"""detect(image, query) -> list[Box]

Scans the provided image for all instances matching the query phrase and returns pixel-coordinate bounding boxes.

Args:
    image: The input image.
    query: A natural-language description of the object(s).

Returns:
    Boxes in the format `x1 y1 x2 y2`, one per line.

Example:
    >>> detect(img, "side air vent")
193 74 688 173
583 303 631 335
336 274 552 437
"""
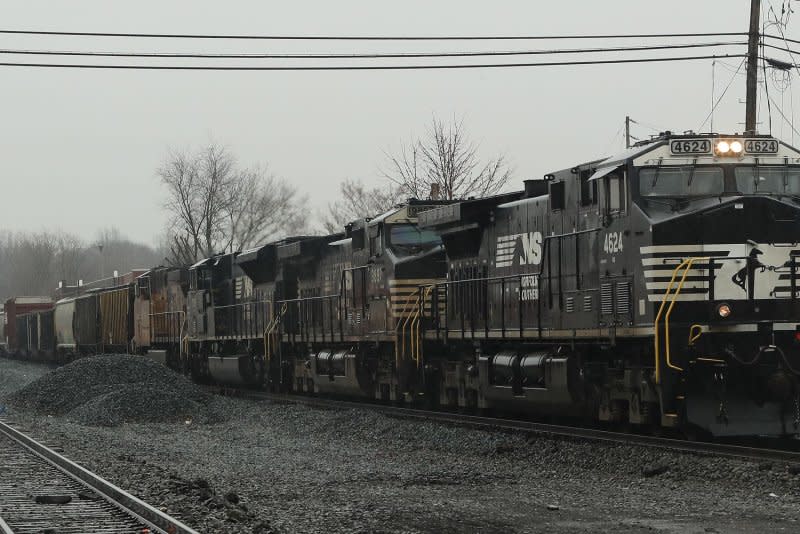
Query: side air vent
600 283 614 315
583 295 593 313
565 297 575 313
616 282 631 315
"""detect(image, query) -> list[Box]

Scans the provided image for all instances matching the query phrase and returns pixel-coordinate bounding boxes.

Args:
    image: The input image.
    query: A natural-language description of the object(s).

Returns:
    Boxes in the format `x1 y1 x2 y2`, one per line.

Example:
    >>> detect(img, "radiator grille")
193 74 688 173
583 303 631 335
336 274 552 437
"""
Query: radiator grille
616 282 631 315
600 283 614 315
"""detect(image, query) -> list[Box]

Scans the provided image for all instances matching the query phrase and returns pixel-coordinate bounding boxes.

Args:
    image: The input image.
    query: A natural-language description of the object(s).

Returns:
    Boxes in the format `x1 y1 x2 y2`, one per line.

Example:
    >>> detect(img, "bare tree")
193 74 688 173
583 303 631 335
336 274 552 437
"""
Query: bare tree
159 149 205 264
226 165 307 251
159 143 305 263
53 233 85 285
322 179 403 234
383 115 512 200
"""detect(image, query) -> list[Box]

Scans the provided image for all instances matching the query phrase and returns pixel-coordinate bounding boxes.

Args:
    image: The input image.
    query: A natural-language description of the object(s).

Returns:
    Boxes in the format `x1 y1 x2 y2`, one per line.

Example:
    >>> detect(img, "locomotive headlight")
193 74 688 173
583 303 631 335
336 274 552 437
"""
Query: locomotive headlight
717 303 732 318
716 140 731 154
730 140 743 154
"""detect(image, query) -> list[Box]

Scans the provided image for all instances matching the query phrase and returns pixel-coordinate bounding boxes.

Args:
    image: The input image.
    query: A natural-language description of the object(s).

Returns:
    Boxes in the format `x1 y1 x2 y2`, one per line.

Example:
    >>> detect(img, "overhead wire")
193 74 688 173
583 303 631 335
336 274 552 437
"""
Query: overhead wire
698 56 747 132
762 12 773 134
604 122 625 154
0 53 746 71
711 59 716 132
765 0 796 140
765 33 800 46
0 41 746 60
0 29 749 41
768 93 800 138
629 118 666 133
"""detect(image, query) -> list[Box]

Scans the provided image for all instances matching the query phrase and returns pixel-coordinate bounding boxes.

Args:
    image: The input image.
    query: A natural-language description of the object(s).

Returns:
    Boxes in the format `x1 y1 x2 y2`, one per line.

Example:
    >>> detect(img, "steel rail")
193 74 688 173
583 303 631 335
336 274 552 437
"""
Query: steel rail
0 417 200 534
224 390 800 465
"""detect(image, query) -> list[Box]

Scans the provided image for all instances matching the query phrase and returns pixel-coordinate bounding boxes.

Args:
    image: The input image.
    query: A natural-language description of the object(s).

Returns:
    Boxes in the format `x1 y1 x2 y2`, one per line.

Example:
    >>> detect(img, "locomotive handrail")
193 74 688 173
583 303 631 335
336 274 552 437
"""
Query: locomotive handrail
410 286 434 368
263 302 286 378
653 256 710 385
148 310 186 345
421 226 601 338
395 286 422 366
211 299 273 339
277 294 342 344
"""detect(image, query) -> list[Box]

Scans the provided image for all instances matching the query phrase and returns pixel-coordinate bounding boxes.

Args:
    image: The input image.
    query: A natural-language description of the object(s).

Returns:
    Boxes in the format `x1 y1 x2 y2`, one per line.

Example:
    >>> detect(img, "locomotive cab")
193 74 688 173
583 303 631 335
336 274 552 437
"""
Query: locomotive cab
613 133 800 436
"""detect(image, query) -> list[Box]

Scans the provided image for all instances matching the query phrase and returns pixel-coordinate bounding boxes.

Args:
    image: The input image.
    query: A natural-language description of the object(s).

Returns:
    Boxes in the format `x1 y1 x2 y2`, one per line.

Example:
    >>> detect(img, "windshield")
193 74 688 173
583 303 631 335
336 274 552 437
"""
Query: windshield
735 166 800 195
389 225 441 249
639 166 724 197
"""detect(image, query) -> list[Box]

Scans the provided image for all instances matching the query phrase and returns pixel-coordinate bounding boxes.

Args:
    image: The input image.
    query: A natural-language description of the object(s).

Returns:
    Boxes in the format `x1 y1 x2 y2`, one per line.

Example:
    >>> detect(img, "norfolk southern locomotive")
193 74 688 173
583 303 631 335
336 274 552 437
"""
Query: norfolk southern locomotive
3 131 800 438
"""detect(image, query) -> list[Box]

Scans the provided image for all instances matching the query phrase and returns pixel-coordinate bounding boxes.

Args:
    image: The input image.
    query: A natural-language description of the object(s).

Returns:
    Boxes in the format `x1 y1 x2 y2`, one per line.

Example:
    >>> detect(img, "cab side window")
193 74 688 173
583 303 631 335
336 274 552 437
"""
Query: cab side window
604 171 626 215
549 181 565 211
580 170 597 206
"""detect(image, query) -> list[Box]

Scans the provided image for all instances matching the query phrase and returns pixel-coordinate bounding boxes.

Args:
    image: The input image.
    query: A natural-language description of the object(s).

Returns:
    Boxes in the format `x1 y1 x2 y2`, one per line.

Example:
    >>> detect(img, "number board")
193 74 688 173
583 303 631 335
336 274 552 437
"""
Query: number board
669 139 712 155
743 138 779 154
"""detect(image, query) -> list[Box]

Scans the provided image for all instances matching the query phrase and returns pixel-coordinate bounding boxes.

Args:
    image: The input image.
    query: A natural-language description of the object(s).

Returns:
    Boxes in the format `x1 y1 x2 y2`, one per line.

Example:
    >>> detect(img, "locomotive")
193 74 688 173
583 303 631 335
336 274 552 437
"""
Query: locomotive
3 131 800 438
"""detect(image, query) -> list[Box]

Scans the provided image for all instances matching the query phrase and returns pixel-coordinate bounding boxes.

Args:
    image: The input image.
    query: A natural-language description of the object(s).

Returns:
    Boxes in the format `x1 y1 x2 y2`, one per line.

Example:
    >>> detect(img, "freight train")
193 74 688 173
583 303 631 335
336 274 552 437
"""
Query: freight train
3 131 800 439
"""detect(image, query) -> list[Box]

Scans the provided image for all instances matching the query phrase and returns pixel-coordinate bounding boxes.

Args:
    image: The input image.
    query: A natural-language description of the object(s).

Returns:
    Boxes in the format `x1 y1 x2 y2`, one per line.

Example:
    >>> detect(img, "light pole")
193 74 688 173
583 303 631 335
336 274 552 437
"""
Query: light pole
97 243 105 280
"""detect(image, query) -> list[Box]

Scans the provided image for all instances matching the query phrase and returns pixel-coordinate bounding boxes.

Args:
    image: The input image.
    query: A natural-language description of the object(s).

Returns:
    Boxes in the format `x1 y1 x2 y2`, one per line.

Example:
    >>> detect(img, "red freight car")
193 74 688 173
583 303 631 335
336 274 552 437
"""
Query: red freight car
2 297 54 355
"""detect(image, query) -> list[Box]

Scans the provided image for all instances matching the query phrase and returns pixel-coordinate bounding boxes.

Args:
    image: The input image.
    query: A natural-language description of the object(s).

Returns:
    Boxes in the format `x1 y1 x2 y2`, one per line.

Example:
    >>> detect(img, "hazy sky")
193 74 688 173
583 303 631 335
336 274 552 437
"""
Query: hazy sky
0 1 789 243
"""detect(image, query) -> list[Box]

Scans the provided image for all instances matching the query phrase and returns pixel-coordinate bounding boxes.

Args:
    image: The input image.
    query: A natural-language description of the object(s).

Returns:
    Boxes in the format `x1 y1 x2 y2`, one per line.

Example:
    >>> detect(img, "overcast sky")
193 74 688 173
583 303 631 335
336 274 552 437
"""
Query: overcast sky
0 1 789 243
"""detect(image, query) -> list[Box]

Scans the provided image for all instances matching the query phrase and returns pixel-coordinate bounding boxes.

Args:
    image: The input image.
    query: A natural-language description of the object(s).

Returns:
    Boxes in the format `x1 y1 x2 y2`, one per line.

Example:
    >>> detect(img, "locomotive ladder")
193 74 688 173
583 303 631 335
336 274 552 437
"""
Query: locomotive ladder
263 302 287 372
394 286 431 368
653 256 710 385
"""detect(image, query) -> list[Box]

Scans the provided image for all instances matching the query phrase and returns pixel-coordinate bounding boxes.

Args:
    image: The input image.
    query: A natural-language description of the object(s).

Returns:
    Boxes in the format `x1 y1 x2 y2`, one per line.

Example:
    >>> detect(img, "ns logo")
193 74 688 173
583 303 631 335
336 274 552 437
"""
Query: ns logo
495 231 543 268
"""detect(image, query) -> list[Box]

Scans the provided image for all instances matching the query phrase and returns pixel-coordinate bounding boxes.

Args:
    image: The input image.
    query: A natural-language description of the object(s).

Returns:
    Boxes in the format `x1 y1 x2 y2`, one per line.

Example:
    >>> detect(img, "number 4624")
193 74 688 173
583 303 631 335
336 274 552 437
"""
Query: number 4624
603 232 623 254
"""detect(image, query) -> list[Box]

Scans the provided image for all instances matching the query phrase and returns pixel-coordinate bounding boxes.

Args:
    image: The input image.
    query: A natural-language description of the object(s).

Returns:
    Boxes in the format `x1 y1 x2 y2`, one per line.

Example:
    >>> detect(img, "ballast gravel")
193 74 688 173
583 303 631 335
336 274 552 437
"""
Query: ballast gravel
1 356 800 533
9 354 223 425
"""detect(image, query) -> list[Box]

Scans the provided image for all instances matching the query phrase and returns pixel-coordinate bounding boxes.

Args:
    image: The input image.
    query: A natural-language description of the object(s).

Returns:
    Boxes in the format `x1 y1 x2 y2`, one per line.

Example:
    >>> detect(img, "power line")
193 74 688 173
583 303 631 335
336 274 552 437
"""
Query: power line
0 29 748 41
768 93 800 138
762 41 800 58
0 53 744 71
698 56 747 131
0 41 746 60
765 32 800 46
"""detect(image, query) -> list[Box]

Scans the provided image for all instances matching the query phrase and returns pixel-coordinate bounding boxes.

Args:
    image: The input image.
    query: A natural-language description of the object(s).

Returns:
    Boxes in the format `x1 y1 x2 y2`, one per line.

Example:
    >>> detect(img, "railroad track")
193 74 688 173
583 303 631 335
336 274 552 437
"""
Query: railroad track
0 418 199 534
213 387 800 465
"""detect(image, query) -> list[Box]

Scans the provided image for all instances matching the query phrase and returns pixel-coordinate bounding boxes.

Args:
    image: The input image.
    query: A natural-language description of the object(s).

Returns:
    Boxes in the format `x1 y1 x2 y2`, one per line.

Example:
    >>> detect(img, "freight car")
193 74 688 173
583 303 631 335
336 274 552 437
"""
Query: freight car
54 282 137 359
1 297 54 358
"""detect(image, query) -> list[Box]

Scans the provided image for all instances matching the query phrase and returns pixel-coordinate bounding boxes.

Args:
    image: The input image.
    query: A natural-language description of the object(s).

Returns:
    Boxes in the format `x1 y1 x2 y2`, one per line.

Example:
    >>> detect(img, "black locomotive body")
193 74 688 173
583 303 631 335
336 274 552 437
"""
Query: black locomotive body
183 201 451 402
419 133 800 437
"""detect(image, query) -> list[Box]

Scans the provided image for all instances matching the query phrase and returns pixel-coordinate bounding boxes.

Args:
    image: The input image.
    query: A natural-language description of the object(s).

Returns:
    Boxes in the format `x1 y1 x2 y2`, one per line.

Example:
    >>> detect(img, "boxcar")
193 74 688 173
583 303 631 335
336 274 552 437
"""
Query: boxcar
3 297 53 354
98 287 132 352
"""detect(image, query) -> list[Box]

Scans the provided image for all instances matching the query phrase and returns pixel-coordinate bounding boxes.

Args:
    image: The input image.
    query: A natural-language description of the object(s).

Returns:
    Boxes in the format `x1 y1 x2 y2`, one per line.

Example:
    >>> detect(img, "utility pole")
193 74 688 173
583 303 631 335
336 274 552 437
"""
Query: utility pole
625 116 631 148
745 0 761 134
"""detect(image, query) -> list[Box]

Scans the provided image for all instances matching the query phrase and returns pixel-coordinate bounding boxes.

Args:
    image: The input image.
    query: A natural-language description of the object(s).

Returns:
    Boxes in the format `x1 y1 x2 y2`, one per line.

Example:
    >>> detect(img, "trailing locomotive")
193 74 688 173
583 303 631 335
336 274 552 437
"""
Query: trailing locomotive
182 200 451 402
4 131 800 439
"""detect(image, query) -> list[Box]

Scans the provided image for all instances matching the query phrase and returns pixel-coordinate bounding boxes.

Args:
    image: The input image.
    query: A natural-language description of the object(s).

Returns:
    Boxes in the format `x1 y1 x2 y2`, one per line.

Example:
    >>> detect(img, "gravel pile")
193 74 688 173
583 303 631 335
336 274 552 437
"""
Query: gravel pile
9 354 222 426
0 359 53 403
